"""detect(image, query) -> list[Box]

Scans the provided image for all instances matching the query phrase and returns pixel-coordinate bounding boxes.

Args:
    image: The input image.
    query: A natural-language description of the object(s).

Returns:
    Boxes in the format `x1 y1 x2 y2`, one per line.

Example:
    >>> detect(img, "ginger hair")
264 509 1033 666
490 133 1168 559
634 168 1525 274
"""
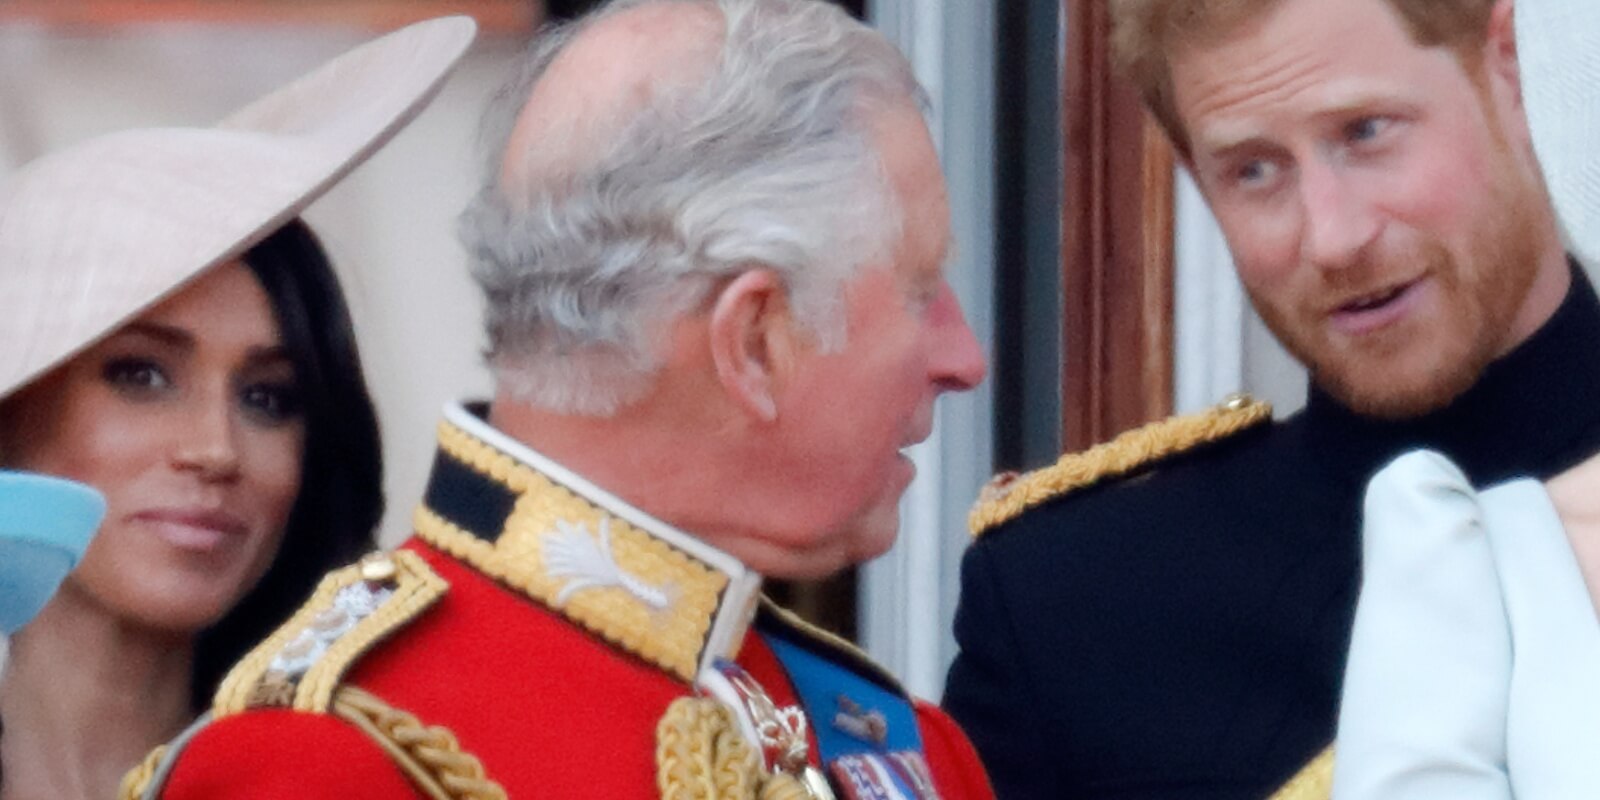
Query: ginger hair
1110 0 1499 155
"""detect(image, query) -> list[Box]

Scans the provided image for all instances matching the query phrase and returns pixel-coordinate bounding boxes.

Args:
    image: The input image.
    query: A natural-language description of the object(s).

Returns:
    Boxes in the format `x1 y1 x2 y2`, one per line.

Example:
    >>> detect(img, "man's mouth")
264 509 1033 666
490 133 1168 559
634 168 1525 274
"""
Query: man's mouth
1329 277 1425 336
1341 285 1407 313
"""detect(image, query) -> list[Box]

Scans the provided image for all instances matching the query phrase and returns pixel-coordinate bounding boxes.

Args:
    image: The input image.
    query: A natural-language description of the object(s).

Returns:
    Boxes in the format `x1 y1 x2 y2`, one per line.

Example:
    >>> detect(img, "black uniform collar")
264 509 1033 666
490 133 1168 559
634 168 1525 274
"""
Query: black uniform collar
1301 260 1600 487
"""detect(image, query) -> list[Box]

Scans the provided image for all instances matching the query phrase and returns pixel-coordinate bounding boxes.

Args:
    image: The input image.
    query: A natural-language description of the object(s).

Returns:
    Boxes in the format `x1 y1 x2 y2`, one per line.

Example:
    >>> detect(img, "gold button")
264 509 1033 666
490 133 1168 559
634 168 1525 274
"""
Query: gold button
979 471 1021 503
1222 392 1254 411
360 554 397 583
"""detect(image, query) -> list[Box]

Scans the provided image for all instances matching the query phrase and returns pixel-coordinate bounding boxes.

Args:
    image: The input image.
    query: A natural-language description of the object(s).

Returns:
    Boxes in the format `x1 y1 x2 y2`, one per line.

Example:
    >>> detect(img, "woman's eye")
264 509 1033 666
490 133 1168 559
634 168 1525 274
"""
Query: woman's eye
102 358 171 395
241 383 303 424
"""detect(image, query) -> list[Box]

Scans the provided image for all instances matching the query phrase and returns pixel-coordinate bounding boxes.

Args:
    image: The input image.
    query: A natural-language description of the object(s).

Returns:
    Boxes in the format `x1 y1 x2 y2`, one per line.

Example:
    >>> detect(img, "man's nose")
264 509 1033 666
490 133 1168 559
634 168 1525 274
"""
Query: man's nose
929 284 988 391
1299 162 1381 272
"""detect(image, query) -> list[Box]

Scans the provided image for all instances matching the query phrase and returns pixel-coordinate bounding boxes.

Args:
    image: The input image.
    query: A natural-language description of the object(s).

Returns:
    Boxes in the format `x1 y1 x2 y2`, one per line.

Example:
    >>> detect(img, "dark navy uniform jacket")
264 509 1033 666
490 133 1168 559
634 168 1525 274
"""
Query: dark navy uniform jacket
944 264 1600 799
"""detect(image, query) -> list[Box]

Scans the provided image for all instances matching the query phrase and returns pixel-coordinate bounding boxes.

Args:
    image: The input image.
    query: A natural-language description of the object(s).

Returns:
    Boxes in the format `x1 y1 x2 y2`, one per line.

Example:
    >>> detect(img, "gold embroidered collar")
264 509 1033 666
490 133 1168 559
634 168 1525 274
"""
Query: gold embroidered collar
414 403 764 683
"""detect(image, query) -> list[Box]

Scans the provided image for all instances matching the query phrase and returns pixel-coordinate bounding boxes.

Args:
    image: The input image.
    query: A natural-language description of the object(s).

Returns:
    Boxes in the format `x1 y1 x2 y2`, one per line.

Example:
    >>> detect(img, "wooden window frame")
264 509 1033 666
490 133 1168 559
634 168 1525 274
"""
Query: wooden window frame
1060 0 1176 451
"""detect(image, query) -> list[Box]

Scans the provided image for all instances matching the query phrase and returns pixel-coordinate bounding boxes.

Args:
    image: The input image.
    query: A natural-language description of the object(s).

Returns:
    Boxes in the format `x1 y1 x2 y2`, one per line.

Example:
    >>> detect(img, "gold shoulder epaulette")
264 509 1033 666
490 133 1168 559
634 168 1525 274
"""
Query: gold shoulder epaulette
212 549 449 717
758 597 907 697
968 393 1272 538
1268 745 1333 800
122 550 500 800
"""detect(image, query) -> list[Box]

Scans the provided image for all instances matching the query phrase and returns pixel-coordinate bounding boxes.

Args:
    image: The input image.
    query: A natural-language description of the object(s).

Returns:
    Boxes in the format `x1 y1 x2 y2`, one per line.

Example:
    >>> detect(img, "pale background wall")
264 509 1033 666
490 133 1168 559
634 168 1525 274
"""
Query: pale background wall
863 0 996 699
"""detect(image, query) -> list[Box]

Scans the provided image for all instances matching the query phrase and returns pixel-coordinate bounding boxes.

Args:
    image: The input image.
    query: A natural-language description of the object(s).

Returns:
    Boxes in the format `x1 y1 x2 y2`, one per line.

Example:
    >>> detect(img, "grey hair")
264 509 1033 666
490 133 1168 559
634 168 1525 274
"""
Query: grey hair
459 0 927 415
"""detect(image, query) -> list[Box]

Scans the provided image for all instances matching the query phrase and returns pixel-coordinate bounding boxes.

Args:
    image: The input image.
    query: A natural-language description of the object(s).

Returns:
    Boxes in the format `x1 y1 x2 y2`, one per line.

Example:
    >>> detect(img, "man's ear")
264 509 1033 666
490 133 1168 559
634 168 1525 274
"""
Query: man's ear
707 269 798 423
1483 0 1525 115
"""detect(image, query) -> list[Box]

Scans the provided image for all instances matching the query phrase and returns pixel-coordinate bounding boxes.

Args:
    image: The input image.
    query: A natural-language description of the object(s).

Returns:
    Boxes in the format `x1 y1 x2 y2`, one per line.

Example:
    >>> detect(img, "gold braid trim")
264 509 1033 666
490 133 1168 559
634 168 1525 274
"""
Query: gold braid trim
299 555 448 713
656 697 811 800
418 418 732 684
331 686 508 800
213 550 448 717
117 744 167 800
1267 746 1333 800
968 393 1272 537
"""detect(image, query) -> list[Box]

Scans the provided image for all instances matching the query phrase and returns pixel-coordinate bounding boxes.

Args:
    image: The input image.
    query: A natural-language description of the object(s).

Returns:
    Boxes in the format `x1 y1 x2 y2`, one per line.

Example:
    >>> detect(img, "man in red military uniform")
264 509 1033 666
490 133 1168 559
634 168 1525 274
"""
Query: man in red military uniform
125 0 993 797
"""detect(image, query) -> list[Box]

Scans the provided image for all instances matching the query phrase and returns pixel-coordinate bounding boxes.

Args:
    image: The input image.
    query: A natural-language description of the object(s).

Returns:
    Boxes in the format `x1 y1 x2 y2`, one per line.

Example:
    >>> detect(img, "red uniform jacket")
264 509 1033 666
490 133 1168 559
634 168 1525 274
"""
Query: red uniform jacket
135 406 992 800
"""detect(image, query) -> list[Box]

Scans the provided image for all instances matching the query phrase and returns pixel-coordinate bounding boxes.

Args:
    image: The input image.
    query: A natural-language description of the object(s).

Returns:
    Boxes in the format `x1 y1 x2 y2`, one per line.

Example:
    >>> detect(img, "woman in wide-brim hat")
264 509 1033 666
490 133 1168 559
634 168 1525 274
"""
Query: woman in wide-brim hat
0 18 474 800
1333 0 1600 797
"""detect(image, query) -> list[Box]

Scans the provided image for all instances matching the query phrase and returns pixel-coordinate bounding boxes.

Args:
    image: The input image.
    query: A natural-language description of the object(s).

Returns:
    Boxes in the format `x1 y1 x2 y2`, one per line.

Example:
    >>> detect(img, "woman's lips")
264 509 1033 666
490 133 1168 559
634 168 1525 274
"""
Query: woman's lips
131 508 248 552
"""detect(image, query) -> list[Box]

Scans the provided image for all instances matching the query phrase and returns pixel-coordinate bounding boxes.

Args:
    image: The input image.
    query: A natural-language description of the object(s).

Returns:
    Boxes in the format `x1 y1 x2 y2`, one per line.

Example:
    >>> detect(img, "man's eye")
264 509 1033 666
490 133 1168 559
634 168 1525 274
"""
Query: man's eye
102 358 171 394
1346 117 1390 144
1235 159 1278 187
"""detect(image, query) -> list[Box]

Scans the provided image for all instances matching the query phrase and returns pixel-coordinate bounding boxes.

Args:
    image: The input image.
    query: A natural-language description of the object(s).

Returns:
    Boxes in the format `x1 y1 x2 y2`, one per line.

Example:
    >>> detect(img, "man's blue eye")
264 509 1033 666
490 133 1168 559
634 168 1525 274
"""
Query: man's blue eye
1235 160 1277 187
1348 117 1387 143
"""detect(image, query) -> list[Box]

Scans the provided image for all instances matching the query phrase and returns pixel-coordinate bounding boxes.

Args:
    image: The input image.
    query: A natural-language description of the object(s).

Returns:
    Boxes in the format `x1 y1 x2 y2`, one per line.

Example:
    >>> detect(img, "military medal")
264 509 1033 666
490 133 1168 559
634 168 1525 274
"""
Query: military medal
834 695 889 745
702 659 838 800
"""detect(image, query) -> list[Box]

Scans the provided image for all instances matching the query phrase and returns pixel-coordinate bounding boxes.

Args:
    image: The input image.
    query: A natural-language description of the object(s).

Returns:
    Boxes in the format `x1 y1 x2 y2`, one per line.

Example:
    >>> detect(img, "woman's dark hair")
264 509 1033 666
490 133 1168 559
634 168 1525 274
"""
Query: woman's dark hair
189 219 384 710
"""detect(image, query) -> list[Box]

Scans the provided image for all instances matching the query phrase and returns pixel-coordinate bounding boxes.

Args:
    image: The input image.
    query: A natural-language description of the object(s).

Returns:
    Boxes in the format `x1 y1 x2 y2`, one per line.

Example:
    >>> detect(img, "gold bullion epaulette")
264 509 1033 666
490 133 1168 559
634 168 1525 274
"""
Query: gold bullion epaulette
968 393 1273 537
213 549 448 716
120 550 511 800
1268 745 1333 800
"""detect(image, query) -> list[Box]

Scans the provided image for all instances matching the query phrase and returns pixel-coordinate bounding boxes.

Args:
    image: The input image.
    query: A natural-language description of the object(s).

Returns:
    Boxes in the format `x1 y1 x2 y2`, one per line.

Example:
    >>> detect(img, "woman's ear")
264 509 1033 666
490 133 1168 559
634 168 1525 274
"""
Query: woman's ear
707 269 797 423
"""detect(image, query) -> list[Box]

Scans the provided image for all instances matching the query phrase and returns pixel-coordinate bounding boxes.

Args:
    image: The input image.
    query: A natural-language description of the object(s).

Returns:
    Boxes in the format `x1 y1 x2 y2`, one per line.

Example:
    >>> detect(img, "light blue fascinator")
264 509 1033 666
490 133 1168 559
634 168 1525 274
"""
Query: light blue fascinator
0 471 104 634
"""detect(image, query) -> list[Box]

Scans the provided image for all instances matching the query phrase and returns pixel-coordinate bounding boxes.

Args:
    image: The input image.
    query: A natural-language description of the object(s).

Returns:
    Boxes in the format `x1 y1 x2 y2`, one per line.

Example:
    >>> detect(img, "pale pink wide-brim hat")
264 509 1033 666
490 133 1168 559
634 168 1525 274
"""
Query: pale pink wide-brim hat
0 16 477 400
1519 0 1600 267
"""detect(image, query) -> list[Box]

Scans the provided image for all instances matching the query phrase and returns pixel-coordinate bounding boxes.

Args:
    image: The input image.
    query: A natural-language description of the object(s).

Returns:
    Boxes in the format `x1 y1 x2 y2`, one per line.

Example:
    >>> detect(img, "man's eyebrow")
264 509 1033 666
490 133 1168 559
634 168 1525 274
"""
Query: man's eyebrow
1307 92 1413 126
1186 136 1266 173
1197 89 1410 155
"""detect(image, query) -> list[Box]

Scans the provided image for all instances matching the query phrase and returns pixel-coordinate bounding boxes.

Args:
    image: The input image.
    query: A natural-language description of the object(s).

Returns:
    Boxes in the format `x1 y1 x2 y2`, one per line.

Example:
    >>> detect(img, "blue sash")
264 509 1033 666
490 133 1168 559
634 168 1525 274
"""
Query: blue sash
763 632 940 799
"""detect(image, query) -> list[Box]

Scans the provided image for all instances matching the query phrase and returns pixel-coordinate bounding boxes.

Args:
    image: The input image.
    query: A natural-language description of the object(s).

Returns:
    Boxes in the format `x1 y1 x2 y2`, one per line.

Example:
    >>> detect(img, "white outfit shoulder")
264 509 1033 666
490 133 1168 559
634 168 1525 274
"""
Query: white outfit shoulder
1333 450 1600 799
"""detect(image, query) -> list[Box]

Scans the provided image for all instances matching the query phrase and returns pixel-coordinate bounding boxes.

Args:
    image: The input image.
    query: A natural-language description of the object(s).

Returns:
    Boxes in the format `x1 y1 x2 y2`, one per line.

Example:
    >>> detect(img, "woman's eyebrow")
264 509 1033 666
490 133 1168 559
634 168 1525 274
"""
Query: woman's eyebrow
117 322 194 350
244 345 294 368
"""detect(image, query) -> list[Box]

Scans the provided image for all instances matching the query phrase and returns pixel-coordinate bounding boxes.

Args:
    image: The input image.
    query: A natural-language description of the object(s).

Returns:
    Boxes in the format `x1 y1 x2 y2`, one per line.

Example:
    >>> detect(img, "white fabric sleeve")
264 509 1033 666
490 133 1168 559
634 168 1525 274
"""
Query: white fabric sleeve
1481 478 1600 798
1331 450 1511 800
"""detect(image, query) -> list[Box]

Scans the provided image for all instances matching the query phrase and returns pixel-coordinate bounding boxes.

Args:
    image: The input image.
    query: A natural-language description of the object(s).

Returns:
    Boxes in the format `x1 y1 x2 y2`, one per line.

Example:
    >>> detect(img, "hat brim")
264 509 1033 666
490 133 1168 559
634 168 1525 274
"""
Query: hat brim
0 16 476 399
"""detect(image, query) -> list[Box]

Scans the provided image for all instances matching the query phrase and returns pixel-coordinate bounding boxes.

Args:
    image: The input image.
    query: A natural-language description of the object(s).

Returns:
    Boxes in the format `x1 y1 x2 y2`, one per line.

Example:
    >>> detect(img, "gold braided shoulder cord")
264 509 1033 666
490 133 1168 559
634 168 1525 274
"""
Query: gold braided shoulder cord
332 686 508 800
1267 746 1333 800
115 689 505 800
117 744 168 800
968 394 1272 536
299 558 448 712
213 550 447 717
656 697 811 800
